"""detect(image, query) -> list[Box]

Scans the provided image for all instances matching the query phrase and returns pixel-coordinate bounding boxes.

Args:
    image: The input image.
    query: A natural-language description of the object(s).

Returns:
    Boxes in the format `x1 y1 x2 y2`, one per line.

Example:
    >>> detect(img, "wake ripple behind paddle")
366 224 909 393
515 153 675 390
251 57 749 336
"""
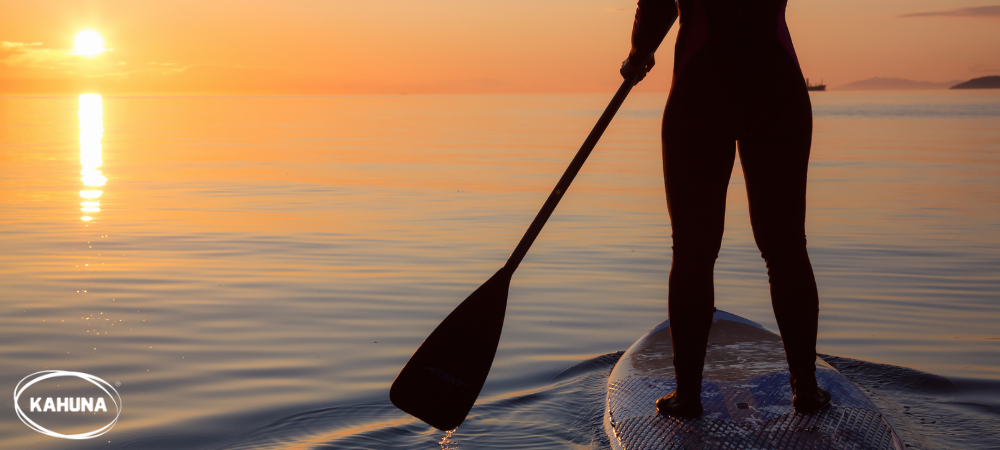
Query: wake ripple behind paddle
214 352 618 450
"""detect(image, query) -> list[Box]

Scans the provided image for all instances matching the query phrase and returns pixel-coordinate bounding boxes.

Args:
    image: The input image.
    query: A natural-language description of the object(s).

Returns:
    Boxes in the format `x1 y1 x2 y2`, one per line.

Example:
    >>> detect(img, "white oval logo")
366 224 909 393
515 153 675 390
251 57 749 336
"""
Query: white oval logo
14 370 122 439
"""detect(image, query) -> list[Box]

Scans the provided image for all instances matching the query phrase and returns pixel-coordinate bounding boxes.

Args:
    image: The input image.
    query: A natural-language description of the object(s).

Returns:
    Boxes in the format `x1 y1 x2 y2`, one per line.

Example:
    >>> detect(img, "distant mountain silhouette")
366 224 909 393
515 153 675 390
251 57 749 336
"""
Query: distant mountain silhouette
950 76 1000 89
836 77 963 90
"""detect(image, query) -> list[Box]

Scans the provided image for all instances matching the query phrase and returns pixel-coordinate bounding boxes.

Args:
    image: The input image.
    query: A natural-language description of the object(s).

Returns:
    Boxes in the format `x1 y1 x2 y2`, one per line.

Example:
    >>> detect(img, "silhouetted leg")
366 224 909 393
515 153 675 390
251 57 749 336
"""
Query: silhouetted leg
738 87 829 412
738 102 818 375
659 79 737 414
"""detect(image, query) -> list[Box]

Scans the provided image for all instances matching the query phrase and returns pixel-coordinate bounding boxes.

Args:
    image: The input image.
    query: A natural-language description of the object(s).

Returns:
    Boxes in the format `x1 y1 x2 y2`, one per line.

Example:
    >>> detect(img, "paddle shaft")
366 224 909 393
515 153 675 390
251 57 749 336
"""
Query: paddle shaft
505 77 636 270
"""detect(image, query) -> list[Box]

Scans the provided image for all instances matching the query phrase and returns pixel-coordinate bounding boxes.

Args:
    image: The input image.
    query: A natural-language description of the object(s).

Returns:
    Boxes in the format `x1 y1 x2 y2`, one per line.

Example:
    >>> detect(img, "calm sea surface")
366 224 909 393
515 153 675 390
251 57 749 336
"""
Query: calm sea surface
2 91 998 449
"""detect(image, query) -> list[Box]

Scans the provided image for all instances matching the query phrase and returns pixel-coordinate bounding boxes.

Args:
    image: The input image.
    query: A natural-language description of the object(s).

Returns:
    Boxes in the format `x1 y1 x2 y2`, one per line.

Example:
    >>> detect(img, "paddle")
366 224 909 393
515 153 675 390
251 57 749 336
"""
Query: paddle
390 73 643 431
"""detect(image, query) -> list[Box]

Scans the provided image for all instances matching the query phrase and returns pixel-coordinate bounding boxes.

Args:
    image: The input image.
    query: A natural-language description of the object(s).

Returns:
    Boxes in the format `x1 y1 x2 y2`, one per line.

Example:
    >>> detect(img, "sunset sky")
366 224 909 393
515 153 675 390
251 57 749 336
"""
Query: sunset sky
1 0 998 95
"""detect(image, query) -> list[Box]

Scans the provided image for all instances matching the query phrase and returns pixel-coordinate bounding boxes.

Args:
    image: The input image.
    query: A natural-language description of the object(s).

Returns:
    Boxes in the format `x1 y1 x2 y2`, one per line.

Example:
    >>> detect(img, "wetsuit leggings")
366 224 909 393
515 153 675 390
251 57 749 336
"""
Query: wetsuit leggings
662 0 819 391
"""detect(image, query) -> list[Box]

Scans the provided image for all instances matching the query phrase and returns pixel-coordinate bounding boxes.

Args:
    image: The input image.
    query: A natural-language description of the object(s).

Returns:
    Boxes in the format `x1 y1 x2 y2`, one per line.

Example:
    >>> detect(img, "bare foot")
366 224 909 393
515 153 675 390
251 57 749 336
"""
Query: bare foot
655 391 703 418
791 372 832 413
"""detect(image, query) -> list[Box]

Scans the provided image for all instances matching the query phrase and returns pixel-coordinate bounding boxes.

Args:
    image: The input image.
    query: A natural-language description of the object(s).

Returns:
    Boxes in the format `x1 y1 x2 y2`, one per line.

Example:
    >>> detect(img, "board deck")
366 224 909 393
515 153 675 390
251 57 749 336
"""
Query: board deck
604 310 904 450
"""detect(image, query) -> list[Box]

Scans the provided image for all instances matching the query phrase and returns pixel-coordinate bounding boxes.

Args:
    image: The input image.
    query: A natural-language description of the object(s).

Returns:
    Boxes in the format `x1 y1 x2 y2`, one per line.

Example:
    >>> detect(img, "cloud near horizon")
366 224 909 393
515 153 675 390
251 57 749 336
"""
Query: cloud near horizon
1 41 65 69
900 5 1000 18
0 40 202 93
969 63 1000 73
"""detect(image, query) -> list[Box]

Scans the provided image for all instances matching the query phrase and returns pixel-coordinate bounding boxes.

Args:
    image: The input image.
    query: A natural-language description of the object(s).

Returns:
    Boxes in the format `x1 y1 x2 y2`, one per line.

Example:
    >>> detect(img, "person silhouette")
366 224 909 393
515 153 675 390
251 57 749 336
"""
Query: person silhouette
620 0 831 417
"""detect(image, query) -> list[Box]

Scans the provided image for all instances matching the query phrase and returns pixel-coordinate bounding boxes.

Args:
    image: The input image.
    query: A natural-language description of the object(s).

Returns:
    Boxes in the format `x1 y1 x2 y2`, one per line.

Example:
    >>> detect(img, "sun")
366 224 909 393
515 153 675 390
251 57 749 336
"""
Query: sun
73 29 106 57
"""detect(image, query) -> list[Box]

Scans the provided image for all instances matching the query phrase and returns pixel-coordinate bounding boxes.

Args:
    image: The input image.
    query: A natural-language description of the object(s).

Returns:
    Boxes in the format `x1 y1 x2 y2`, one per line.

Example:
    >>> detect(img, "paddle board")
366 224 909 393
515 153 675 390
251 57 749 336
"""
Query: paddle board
605 310 903 449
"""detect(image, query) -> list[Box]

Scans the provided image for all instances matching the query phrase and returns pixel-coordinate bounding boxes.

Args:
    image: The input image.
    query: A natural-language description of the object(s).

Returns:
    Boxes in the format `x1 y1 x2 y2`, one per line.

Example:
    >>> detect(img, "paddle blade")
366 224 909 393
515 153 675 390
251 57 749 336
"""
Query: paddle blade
390 267 512 430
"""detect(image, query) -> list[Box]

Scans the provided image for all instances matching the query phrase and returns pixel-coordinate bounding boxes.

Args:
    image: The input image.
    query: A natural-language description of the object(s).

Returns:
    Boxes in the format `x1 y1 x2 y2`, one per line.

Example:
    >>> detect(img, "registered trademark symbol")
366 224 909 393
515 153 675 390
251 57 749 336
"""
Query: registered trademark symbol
115 381 120 387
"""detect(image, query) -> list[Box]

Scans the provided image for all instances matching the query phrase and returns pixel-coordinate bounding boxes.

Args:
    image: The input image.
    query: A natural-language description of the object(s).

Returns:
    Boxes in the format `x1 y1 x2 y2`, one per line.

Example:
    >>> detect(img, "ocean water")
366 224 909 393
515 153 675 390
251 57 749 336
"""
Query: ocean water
1 90 998 449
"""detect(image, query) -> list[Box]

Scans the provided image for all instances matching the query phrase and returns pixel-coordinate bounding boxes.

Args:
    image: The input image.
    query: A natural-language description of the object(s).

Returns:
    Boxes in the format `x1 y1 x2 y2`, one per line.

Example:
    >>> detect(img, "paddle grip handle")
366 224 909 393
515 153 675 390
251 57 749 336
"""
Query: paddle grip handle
504 76 637 271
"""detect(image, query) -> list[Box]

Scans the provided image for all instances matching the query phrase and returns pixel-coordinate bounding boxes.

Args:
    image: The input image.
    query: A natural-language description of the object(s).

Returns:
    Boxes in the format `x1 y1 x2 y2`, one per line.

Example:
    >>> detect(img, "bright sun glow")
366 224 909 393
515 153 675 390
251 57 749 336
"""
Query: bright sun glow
73 29 106 57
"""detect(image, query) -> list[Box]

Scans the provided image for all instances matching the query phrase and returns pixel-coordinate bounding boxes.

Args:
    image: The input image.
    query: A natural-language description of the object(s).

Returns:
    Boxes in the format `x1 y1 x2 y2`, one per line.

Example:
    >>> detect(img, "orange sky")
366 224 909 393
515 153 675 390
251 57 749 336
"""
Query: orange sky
1 0 998 95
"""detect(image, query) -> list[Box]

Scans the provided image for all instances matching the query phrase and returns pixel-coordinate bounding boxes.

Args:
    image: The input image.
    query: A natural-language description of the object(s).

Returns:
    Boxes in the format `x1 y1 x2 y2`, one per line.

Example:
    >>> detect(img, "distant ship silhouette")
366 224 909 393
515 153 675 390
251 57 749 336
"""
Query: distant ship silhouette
805 78 826 91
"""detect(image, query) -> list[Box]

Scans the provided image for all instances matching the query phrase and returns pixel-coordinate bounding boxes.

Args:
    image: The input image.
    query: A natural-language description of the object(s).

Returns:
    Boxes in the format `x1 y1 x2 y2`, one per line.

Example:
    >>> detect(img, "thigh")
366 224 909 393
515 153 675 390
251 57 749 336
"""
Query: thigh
662 90 737 259
737 91 813 255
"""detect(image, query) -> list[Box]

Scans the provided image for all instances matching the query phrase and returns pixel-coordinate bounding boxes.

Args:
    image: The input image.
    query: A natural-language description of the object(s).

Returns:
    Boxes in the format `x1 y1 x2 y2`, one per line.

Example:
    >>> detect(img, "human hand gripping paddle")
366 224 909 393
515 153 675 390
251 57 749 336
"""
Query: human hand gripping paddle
390 51 662 431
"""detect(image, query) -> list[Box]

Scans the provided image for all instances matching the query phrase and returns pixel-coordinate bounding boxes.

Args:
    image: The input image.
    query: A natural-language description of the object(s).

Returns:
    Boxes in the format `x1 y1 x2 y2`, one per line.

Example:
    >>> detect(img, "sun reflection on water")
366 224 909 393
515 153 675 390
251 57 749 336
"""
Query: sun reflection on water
79 94 105 221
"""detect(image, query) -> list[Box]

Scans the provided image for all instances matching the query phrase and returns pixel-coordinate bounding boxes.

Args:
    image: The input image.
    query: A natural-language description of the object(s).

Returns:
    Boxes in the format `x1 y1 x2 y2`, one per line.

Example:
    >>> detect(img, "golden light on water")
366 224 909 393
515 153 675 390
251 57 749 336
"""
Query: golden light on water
73 29 106 57
79 94 105 220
